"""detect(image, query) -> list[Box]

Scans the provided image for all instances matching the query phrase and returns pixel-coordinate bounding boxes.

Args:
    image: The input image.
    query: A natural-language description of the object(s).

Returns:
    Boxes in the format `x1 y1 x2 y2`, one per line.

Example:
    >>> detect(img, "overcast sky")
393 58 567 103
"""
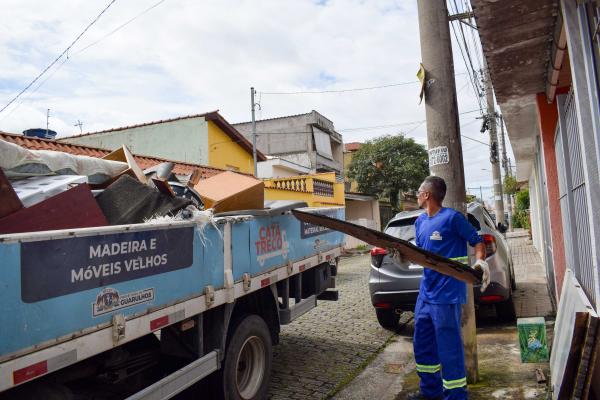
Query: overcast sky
0 0 514 200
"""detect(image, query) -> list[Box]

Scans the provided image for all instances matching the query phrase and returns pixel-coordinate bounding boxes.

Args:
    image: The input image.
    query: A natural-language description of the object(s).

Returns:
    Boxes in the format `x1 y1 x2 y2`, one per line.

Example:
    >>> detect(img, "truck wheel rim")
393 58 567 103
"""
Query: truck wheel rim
236 335 265 399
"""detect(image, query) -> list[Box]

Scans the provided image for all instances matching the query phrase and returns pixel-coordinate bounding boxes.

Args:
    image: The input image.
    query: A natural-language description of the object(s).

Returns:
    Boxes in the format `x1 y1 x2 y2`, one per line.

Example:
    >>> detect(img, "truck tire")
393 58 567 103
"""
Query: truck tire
375 308 400 330
222 314 272 400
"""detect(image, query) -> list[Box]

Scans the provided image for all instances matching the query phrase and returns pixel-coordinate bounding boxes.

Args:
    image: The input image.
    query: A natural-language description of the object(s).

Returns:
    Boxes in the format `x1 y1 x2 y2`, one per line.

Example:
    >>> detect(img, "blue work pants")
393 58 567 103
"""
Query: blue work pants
413 297 467 400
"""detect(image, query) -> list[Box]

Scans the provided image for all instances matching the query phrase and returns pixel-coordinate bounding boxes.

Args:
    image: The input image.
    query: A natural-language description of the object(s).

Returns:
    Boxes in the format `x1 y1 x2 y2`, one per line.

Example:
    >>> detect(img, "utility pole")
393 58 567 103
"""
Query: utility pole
46 109 51 137
250 87 258 177
417 0 478 383
499 115 513 231
483 61 505 226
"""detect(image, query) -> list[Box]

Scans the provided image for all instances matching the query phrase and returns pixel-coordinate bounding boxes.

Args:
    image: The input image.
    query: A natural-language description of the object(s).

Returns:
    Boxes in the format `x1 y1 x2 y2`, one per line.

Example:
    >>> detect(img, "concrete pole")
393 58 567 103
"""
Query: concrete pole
500 116 513 231
484 62 505 226
251 87 258 177
417 0 478 383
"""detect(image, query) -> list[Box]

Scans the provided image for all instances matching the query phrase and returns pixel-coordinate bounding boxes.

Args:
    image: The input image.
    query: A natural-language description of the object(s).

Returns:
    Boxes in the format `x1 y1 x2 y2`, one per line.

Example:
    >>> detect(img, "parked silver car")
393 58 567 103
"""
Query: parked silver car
368 202 516 329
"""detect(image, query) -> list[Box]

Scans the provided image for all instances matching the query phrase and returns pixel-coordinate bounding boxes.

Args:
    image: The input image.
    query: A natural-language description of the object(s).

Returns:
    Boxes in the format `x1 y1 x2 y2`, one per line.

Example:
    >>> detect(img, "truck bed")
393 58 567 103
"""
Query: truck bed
0 206 344 392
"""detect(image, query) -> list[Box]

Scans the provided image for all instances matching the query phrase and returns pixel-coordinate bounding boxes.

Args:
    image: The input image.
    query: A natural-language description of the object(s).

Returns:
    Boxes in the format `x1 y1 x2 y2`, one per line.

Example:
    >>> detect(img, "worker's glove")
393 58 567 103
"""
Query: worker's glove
390 249 411 269
472 259 490 292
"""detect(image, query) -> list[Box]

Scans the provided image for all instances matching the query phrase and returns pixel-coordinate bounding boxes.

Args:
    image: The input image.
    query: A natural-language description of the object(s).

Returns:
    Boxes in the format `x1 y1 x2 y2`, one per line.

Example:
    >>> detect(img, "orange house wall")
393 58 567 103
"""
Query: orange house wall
535 92 566 300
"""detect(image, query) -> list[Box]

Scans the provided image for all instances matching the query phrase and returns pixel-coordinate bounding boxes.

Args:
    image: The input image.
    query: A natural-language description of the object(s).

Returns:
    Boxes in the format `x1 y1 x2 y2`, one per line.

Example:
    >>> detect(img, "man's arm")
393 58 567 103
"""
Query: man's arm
474 242 486 261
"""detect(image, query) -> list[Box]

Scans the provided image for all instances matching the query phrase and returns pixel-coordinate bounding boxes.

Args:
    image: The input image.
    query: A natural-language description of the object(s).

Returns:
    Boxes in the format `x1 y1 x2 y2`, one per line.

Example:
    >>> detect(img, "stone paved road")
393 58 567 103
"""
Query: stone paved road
268 254 395 400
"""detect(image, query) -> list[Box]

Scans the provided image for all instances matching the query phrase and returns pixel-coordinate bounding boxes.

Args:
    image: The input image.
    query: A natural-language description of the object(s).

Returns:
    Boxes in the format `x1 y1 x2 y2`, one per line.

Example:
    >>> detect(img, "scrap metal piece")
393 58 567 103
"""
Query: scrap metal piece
292 209 482 284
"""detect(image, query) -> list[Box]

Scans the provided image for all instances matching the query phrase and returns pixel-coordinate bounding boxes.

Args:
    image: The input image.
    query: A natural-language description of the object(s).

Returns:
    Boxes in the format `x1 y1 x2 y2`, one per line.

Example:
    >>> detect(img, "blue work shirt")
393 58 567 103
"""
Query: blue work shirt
415 207 482 304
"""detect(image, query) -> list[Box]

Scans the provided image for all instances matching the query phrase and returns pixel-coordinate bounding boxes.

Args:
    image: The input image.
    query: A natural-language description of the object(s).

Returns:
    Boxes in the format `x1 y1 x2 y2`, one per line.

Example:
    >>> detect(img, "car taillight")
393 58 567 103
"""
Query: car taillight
479 295 504 303
482 234 496 257
370 247 388 256
371 247 387 268
374 302 392 309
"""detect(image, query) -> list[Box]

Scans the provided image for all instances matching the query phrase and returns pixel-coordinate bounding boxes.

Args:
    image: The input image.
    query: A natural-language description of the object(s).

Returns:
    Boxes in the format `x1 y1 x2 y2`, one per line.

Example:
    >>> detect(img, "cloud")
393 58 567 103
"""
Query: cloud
0 0 513 188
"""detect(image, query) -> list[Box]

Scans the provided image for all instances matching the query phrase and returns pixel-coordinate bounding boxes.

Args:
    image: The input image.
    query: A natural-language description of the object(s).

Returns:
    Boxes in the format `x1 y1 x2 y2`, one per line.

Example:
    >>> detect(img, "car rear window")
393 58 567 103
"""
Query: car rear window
467 213 481 231
385 217 417 241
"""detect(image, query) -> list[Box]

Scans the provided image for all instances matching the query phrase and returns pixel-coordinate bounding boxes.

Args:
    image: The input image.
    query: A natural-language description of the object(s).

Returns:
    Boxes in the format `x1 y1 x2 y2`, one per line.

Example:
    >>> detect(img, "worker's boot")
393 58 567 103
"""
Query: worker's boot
403 391 443 400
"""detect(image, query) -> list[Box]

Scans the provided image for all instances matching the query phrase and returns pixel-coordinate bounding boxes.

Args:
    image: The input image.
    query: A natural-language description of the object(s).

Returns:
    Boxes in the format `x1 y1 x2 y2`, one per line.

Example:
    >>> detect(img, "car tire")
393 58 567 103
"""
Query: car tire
219 314 273 400
375 308 400 330
510 264 517 291
495 297 517 322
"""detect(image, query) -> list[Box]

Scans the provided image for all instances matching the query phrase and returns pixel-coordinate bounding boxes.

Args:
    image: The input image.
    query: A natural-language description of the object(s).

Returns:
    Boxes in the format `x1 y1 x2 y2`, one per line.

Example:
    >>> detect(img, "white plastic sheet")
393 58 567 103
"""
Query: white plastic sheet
0 139 127 183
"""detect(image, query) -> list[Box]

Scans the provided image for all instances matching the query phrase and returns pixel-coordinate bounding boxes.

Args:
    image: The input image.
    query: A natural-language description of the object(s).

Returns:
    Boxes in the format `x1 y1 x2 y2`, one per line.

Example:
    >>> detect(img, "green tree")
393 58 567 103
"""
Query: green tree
466 194 477 203
504 175 518 195
513 189 530 229
347 134 429 210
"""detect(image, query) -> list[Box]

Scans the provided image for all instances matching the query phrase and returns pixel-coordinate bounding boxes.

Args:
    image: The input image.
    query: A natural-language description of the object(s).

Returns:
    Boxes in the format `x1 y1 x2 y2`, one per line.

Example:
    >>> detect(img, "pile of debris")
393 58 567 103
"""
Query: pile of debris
0 139 265 235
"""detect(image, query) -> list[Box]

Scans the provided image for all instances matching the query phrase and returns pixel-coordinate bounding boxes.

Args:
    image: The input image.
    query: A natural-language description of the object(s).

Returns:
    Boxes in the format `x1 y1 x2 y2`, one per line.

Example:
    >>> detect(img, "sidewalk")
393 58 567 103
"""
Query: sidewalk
333 229 554 400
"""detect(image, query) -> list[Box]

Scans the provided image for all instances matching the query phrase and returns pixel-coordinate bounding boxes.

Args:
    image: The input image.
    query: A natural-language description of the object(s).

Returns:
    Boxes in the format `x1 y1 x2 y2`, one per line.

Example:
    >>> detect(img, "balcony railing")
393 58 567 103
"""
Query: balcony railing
313 179 334 197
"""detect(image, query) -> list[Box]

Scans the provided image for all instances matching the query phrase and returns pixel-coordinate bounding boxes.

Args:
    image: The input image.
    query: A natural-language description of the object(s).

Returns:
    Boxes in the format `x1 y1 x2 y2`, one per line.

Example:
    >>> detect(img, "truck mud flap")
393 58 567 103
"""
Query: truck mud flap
279 295 316 325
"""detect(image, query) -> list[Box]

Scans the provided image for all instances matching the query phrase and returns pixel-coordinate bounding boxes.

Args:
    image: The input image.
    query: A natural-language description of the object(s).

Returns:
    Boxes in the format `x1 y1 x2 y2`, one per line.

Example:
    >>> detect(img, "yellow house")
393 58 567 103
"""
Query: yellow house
61 111 266 175
263 172 344 207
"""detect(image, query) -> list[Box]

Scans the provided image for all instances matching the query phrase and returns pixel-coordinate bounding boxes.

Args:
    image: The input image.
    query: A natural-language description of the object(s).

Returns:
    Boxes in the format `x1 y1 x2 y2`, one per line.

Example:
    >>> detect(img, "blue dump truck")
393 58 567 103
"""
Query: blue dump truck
0 203 344 400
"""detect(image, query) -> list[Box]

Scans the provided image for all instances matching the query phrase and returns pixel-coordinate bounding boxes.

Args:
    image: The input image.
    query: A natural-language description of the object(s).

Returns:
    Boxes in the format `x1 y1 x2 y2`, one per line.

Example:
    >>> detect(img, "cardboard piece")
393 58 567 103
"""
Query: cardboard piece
0 169 23 218
102 145 147 185
292 209 482 284
194 171 264 213
0 183 108 234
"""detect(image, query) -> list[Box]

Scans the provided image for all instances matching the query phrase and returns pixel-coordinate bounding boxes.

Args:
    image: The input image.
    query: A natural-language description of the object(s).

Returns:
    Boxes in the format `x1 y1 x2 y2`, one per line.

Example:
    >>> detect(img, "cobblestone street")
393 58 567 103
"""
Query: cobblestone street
268 254 394 400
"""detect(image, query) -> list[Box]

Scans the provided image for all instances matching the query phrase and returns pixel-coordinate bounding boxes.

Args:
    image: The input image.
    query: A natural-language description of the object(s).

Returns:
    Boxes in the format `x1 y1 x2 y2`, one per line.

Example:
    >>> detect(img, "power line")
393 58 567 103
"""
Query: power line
0 0 169 122
448 0 484 113
0 0 119 114
75 0 168 55
260 80 420 95
259 72 468 95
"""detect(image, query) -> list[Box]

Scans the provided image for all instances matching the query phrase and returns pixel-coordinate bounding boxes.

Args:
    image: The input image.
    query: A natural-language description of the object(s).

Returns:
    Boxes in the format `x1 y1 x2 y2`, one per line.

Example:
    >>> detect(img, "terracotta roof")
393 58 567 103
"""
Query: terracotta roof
0 131 226 179
61 111 266 161
344 142 362 152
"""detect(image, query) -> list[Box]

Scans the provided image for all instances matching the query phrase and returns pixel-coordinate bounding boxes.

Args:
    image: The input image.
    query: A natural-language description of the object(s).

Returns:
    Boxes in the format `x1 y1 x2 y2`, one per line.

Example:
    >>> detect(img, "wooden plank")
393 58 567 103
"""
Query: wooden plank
577 316 599 399
0 169 23 218
557 312 590 399
292 209 482 284
0 183 108 234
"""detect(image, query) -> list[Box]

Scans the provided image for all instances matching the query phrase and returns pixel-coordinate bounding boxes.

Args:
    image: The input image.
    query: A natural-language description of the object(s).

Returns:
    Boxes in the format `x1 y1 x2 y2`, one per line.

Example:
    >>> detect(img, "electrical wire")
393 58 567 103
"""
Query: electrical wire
0 0 119 114
74 0 168 55
448 0 484 113
259 72 469 95
260 80 420 95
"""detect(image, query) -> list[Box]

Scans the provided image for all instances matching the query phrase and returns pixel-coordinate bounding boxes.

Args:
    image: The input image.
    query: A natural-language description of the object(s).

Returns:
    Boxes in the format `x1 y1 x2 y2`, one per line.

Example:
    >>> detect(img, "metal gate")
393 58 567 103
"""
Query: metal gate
535 136 555 301
556 90 596 305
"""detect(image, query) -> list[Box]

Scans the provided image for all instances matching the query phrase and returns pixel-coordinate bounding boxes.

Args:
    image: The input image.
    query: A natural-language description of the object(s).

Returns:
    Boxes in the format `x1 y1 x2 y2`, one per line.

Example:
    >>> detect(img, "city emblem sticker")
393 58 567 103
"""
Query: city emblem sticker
93 287 154 317
429 231 443 241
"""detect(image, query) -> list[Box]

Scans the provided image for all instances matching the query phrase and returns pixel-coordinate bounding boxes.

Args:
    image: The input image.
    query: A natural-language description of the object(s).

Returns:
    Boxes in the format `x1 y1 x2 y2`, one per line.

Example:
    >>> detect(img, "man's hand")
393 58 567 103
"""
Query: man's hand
472 259 490 292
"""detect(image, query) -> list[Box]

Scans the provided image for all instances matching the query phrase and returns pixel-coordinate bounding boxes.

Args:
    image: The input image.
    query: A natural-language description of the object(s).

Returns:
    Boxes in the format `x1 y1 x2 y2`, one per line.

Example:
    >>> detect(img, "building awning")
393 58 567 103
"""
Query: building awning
345 192 377 201
472 0 559 180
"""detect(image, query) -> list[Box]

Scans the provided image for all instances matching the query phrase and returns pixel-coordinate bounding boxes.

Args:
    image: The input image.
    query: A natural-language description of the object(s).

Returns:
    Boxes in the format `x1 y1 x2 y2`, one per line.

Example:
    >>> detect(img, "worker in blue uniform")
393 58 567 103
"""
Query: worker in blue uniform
405 176 490 400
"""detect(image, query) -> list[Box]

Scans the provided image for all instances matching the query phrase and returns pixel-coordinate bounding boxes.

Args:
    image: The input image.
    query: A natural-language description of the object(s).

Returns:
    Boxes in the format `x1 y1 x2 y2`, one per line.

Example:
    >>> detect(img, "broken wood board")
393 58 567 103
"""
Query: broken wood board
0 183 108 234
551 269 599 400
101 145 147 185
292 209 482 284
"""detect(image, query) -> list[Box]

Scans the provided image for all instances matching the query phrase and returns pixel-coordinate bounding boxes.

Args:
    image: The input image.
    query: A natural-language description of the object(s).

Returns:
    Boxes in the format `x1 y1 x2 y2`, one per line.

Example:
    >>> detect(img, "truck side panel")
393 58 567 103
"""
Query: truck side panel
0 224 225 358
